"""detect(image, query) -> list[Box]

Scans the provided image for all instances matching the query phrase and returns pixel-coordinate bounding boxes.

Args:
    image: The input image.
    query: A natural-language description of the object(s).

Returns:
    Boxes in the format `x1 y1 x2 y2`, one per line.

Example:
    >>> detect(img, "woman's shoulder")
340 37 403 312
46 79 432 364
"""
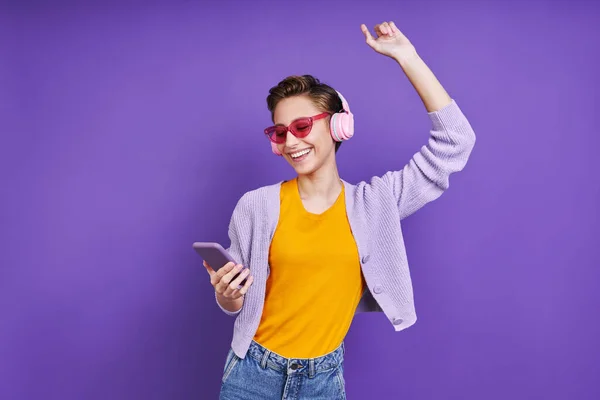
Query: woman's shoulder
341 176 391 197
231 180 284 214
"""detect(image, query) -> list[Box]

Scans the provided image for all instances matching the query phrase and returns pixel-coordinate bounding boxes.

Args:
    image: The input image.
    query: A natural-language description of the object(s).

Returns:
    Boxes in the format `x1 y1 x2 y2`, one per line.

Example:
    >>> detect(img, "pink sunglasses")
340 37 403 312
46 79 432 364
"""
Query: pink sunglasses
264 112 330 144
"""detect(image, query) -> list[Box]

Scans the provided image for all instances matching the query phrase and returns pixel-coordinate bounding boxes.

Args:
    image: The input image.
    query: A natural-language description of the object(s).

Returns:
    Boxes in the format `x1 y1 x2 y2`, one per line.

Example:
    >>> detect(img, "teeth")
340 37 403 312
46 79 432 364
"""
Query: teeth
291 149 311 158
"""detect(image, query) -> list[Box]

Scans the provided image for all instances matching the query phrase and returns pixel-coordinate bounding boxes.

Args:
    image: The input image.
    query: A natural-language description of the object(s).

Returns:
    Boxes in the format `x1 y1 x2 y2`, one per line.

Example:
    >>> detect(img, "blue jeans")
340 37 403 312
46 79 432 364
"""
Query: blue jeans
219 340 346 400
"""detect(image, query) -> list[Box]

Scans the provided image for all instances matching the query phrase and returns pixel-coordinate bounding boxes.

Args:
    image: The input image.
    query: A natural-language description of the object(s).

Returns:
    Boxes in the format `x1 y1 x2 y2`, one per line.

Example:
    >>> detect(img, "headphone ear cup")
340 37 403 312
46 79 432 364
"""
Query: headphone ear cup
271 141 283 156
339 112 354 140
330 113 343 142
330 90 354 141
330 111 354 141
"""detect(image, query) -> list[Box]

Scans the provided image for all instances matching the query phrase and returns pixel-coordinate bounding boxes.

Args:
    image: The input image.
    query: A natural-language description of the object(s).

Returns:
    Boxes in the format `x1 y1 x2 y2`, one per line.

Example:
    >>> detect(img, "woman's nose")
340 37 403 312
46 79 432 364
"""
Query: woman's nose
284 130 301 147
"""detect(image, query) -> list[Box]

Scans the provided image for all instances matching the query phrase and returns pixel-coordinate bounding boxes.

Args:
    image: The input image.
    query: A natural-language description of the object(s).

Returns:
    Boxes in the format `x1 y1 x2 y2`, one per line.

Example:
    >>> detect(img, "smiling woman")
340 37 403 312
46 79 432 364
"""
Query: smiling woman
201 20 477 400
263 77 348 179
266 75 346 152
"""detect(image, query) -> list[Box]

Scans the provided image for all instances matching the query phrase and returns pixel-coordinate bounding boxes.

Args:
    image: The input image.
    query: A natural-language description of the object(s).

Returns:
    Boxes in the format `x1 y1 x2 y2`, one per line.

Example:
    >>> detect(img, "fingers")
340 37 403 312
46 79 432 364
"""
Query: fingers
219 267 244 296
381 22 395 37
230 267 251 288
388 21 409 41
237 275 254 296
220 265 249 297
212 262 255 298
221 263 244 287
206 259 254 300
381 22 390 35
361 23 375 44
365 21 398 39
203 260 215 276
373 23 383 38
210 262 236 287
224 274 254 299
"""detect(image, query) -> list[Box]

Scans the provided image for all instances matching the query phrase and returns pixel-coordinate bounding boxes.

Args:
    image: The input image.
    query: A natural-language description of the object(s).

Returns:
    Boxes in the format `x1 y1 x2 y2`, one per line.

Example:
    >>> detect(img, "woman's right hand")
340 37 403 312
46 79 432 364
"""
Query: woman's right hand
203 260 254 300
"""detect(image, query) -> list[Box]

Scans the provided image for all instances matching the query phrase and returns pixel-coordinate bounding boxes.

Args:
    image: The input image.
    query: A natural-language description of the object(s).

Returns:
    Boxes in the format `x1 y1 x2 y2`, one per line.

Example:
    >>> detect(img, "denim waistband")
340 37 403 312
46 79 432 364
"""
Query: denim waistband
247 340 345 376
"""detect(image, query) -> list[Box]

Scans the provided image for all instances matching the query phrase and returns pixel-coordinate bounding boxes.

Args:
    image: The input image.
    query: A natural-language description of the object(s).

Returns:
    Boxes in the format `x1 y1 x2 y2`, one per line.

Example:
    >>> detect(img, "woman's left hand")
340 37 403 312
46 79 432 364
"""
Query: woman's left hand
361 21 417 64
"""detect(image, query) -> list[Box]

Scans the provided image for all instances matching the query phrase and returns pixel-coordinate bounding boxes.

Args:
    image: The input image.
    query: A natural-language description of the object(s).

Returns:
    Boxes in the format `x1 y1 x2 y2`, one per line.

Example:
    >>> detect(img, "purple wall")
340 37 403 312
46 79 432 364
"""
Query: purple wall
2 0 599 399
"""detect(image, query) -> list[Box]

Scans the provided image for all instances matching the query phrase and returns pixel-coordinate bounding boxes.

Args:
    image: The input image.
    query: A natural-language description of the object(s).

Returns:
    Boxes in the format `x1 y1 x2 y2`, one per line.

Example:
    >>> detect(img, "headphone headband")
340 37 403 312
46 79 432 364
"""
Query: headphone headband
335 90 350 113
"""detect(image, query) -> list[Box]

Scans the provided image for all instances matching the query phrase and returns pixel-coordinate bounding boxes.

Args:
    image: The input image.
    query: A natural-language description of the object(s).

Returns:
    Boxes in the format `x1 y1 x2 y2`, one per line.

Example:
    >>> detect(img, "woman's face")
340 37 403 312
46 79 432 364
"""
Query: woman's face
272 95 336 176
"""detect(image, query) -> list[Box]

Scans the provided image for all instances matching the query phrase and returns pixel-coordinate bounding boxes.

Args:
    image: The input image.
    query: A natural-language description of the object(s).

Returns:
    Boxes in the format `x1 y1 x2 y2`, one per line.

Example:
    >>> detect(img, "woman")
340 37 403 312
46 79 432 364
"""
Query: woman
204 21 476 399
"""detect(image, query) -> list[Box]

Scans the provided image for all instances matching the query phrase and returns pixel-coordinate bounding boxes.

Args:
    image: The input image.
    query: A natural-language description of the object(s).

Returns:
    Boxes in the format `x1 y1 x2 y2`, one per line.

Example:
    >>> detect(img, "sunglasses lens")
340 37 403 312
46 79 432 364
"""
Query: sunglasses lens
291 119 312 137
265 126 286 143
273 126 287 143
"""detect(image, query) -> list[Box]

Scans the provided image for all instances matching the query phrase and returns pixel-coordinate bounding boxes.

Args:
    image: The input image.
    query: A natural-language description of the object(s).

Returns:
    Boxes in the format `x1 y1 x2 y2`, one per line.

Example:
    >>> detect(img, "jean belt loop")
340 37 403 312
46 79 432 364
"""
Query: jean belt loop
309 359 315 378
260 349 270 369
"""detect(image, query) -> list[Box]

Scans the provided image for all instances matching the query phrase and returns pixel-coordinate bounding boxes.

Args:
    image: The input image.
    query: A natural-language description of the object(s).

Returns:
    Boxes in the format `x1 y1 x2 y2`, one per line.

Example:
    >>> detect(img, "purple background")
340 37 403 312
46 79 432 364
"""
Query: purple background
2 0 599 399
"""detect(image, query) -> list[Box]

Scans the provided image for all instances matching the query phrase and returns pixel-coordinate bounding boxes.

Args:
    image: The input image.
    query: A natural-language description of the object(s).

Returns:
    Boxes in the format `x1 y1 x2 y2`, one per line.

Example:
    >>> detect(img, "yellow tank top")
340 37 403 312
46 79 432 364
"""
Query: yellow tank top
253 178 365 358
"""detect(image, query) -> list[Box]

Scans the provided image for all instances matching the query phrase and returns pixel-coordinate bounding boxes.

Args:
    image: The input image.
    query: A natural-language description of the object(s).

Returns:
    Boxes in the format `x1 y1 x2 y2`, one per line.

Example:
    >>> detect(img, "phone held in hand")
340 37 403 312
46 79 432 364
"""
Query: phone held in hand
192 242 248 287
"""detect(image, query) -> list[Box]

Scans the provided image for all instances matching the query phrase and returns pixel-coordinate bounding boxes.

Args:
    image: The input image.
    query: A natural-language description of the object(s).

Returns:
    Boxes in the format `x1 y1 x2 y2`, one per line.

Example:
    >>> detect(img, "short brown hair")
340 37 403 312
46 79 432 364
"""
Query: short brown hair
266 75 344 153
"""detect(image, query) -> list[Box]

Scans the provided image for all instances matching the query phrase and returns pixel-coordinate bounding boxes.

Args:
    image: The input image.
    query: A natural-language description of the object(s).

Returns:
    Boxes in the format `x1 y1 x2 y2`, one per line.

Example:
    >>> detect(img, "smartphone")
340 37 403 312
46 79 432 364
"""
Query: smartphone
192 242 248 287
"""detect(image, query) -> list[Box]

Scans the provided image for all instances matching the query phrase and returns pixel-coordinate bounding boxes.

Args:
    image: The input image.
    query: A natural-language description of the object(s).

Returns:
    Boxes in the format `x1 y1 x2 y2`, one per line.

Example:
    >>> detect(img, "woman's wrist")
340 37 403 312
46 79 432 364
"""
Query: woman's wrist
393 48 420 68
217 291 244 312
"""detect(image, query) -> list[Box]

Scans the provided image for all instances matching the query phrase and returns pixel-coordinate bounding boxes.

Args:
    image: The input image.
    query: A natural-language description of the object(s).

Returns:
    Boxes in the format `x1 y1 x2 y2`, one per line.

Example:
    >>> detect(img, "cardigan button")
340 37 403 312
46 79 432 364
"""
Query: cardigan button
361 255 370 264
393 318 404 325
373 285 383 294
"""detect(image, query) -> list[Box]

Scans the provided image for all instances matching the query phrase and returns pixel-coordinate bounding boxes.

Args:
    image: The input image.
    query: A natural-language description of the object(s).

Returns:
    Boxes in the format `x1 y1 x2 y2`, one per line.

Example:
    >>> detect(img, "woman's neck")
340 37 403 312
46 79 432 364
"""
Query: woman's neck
296 163 342 202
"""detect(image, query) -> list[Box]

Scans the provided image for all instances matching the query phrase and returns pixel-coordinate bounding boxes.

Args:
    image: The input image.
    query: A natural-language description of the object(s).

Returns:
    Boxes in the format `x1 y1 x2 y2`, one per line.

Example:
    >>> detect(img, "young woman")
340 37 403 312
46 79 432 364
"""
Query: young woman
204 20 476 399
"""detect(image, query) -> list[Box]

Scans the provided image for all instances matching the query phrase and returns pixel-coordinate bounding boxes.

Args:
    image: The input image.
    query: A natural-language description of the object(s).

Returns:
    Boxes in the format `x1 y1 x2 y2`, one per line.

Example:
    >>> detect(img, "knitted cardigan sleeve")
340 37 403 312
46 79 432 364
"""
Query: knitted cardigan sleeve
381 100 476 220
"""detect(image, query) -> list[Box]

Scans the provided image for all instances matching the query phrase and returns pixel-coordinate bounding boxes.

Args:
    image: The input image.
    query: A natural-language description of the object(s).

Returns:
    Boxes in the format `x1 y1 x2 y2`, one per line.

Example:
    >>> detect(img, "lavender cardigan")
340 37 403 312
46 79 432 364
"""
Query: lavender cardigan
218 99 476 358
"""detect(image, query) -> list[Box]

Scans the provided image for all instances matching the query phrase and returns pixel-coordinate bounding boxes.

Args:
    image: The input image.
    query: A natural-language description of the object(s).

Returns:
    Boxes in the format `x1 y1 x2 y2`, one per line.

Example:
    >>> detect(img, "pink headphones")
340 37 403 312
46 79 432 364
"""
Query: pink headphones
271 90 354 155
